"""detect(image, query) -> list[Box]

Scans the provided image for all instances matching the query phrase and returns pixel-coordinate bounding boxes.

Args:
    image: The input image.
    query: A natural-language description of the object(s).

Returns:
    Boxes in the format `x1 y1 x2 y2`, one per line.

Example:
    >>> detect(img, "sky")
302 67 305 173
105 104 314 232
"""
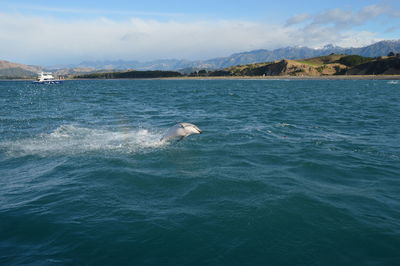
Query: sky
1 0 399 66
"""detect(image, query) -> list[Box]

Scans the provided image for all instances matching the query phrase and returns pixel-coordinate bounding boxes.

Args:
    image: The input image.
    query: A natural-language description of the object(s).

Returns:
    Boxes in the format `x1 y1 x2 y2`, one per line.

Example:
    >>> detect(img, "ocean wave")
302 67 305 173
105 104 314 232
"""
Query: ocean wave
0 124 167 157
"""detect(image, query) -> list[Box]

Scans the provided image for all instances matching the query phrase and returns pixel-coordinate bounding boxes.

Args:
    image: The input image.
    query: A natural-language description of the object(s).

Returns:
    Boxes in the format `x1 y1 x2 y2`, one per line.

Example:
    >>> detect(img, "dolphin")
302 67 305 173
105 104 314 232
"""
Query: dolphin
160 122 202 142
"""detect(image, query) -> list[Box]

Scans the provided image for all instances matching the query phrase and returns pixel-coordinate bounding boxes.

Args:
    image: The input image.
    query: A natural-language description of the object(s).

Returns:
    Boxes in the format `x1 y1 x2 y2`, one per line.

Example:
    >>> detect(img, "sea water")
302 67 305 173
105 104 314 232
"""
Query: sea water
0 79 399 265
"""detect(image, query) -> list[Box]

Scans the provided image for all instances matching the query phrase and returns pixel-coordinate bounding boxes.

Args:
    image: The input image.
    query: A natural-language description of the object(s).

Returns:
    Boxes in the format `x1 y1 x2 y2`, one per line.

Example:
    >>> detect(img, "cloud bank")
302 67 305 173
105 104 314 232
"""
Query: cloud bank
0 4 394 65
282 4 390 29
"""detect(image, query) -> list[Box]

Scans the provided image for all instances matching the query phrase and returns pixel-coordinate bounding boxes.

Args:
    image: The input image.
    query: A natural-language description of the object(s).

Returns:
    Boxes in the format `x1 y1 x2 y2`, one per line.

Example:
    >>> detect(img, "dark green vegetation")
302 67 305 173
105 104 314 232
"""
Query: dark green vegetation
338 55 373 67
75 70 182 79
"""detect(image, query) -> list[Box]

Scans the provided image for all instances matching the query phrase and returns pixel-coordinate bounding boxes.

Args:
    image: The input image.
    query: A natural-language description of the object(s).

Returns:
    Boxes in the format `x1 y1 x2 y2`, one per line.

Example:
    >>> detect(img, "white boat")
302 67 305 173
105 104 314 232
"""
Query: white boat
33 72 62 84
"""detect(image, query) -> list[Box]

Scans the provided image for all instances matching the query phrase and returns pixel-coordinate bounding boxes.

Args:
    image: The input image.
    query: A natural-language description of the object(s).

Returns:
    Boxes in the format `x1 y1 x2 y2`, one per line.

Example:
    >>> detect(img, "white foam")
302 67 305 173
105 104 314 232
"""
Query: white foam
1 125 167 157
387 81 399 84
275 123 293 128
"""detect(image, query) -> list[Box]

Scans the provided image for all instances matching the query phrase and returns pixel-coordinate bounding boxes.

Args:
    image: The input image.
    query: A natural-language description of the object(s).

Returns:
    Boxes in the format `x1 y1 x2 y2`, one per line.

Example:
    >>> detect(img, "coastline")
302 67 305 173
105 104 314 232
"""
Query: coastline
158 75 400 80
57 74 400 81
2 75 400 82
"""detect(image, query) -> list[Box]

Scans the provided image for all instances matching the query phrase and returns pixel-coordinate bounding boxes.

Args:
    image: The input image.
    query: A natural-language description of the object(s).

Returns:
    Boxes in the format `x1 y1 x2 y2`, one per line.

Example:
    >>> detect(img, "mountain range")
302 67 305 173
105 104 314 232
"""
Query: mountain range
62 40 400 72
1 40 400 78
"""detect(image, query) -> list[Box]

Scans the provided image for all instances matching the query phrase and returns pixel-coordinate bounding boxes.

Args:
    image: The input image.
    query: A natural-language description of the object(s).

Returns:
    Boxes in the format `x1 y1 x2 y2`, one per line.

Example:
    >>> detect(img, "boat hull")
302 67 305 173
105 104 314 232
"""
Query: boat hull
32 80 63 84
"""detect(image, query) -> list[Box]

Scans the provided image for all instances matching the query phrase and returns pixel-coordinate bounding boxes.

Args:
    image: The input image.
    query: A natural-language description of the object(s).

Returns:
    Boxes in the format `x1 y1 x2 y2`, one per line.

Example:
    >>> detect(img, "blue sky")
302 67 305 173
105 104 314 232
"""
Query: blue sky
1 0 399 65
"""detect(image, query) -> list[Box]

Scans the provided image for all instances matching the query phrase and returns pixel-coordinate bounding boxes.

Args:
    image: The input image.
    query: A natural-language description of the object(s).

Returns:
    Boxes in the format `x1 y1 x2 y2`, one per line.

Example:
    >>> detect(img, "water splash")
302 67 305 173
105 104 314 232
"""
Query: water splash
1 125 167 157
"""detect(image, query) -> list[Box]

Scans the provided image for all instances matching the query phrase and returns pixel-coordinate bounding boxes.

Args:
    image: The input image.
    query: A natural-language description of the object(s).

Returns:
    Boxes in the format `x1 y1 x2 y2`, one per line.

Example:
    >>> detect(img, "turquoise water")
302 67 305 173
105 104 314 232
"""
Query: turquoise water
1 79 399 265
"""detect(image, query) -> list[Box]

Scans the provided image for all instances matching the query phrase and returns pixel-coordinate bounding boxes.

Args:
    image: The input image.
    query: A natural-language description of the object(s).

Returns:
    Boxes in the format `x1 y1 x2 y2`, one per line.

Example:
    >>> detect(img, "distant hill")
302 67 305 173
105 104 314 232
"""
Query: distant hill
0 60 41 78
341 40 400 58
0 68 37 79
65 40 400 71
200 54 400 77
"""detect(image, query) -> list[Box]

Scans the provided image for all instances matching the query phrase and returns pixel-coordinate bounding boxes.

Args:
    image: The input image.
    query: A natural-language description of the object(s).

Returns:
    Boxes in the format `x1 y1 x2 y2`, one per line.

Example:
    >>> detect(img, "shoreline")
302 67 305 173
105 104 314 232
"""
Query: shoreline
2 75 400 82
157 75 400 80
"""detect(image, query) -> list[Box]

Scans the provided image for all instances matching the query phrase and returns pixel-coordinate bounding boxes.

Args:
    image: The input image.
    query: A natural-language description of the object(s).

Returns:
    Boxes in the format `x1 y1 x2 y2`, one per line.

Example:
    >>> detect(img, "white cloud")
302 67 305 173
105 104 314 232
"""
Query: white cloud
311 5 390 28
313 8 354 26
329 31 382 48
0 13 290 65
283 4 392 32
289 23 381 48
285 13 311 27
0 12 387 65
